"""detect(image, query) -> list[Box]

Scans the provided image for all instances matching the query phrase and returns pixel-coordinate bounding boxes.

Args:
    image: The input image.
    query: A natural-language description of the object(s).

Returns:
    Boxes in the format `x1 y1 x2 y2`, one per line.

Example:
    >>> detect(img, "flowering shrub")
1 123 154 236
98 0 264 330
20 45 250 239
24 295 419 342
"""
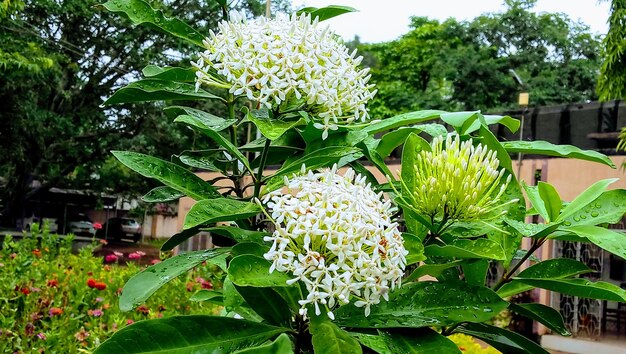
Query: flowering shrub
0 230 222 353
96 1 626 353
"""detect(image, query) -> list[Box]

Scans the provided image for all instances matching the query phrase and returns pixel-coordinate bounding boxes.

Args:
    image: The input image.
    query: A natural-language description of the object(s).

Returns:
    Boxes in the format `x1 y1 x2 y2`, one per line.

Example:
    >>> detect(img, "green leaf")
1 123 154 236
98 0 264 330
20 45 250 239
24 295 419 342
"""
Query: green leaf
440 111 481 135
349 331 390 353
235 285 293 327
509 303 570 336
358 138 395 178
119 248 229 311
142 65 195 82
560 225 626 259
497 258 592 298
161 226 201 251
376 124 446 158
93 316 289 354
424 238 506 260
334 281 508 328
537 182 562 222
364 110 445 134
112 151 220 200
98 0 205 47
233 333 294 354
503 218 561 238
466 114 520 134
403 233 426 265
142 186 185 202
379 328 461 354
310 314 363 354
478 124 513 172
557 178 619 222
205 226 269 245
404 261 464 283
400 133 431 195
231 242 269 258
516 278 626 302
522 182 549 222
104 79 219 105
189 290 223 303
184 199 261 229
502 140 615 168
247 109 305 140
458 323 549 354
560 189 626 226
462 259 489 286
166 106 236 132
296 5 357 21
228 254 293 287
178 150 231 173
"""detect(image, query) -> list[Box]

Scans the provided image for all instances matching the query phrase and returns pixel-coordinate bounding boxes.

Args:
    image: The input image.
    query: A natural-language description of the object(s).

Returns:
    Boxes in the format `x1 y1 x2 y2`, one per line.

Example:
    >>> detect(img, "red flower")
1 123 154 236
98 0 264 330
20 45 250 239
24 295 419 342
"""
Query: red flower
136 305 150 315
87 278 97 288
32 249 41 257
127 252 141 260
104 254 118 263
20 287 30 295
47 279 58 287
126 319 134 325
48 307 63 317
94 282 107 291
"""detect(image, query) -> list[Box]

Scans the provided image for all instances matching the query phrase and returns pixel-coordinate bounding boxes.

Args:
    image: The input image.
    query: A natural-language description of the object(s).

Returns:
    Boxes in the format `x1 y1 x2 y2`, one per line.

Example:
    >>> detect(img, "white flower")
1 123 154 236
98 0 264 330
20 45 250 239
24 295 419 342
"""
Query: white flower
402 134 516 221
193 12 376 139
260 165 407 319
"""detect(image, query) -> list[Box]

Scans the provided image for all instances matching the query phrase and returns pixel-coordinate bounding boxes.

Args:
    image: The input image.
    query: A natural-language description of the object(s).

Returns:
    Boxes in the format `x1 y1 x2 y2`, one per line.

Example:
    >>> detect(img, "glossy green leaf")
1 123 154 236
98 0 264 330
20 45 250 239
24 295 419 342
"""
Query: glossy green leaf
142 186 185 202
502 140 615 168
204 226 269 245
190 290 223 304
537 182 562 222
228 255 292 287
497 258 592 298
334 281 508 328
401 133 431 195
247 109 305 140
380 328 461 354
504 218 561 238
165 106 235 131
357 138 395 178
440 111 481 135
98 0 205 47
231 242 269 258
509 303 570 336
161 226 201 251
561 189 626 226
235 285 292 327
104 79 218 105
222 279 263 321
172 113 235 133
466 114 520 134
178 149 231 172
424 238 506 260
349 331 389 353
297 5 357 21
478 124 514 172
93 316 289 354
119 248 229 311
310 314 363 354
522 182 549 222
404 261 464 283
376 124 447 158
233 333 294 354
516 278 626 302
142 65 195 82
458 323 549 354
112 151 220 200
403 233 426 265
561 225 626 259
364 110 445 134
184 199 261 229
462 259 489 286
557 178 619 222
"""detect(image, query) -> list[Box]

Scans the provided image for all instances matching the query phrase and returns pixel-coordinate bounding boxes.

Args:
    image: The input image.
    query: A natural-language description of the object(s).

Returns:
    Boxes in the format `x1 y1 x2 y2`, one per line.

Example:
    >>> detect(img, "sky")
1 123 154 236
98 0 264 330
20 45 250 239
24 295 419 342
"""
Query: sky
295 0 611 43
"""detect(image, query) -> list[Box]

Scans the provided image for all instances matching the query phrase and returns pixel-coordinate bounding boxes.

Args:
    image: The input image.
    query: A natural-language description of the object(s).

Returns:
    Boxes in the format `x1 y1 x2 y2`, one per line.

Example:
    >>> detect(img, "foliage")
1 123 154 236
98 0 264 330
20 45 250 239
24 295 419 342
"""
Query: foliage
0 227 223 353
93 1 626 353
597 0 626 100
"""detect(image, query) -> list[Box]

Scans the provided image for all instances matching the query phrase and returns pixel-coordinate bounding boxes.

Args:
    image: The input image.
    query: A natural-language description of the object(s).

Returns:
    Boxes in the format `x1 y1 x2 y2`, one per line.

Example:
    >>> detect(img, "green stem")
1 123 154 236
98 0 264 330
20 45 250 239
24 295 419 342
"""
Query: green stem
492 237 546 292
253 138 272 200
227 95 238 178
442 322 464 336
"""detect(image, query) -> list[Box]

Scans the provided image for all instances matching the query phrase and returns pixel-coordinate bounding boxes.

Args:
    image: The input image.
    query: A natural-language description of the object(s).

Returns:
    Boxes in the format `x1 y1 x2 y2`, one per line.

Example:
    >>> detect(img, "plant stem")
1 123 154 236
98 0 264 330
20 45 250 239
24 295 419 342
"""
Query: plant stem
253 138 271 200
492 237 546 292
442 322 464 336
227 95 239 178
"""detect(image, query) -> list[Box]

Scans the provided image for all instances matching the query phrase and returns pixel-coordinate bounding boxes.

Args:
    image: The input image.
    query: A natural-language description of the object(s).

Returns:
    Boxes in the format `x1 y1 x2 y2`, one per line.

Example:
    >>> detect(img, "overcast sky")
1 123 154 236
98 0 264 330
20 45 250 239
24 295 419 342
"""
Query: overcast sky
295 0 611 43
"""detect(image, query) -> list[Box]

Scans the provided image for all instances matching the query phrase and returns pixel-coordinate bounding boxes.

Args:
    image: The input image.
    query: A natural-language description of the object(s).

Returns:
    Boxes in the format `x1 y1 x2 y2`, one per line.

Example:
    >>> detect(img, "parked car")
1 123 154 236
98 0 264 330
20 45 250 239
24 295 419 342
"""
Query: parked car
20 215 59 233
66 213 96 237
97 217 142 242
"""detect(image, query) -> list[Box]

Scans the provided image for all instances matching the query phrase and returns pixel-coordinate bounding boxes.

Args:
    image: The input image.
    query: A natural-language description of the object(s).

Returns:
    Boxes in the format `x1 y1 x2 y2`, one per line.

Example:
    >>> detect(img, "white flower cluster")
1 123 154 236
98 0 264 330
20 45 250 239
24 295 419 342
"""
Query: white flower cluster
193 12 376 139
261 166 407 319
404 134 515 221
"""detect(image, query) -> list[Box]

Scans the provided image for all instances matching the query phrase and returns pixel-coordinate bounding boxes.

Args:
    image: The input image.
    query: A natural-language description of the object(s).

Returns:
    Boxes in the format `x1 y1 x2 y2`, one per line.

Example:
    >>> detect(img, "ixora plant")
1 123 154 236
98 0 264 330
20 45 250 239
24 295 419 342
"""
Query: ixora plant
95 1 626 353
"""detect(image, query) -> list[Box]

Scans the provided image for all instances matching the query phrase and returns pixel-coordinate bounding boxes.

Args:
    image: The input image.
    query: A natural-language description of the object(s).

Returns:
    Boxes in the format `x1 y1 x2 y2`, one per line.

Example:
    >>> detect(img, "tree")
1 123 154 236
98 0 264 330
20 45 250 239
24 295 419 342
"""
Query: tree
598 0 626 100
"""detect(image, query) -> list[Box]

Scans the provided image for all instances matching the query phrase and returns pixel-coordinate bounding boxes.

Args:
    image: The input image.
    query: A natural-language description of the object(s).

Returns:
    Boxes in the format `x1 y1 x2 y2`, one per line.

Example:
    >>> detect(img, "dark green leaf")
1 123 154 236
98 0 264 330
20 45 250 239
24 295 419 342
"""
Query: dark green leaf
233 333 294 354
376 124 446 158
222 278 263 321
172 112 235 133
142 65 196 82
557 179 618 222
142 186 185 202
458 323 549 354
364 110 445 134
537 182 562 222
297 5 357 21
509 303 570 336
231 242 269 258
334 281 508 328
497 258 592 298
104 79 219 105
247 109 305 140
560 225 626 259
310 314 363 354
161 226 201 251
112 151 220 200
119 248 229 311
466 114 520 134
477 124 514 172
502 140 615 168
379 328 461 354
93 316 289 354
190 290 223 304
98 0 205 47
561 189 626 226
228 254 293 287
462 259 489 286
178 149 231 172
516 277 626 302
165 106 235 132
349 331 389 353
404 261 464 283
204 226 269 245
184 199 260 229
522 182 549 222
403 233 426 265
504 218 561 238
424 238 506 260
235 285 293 327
